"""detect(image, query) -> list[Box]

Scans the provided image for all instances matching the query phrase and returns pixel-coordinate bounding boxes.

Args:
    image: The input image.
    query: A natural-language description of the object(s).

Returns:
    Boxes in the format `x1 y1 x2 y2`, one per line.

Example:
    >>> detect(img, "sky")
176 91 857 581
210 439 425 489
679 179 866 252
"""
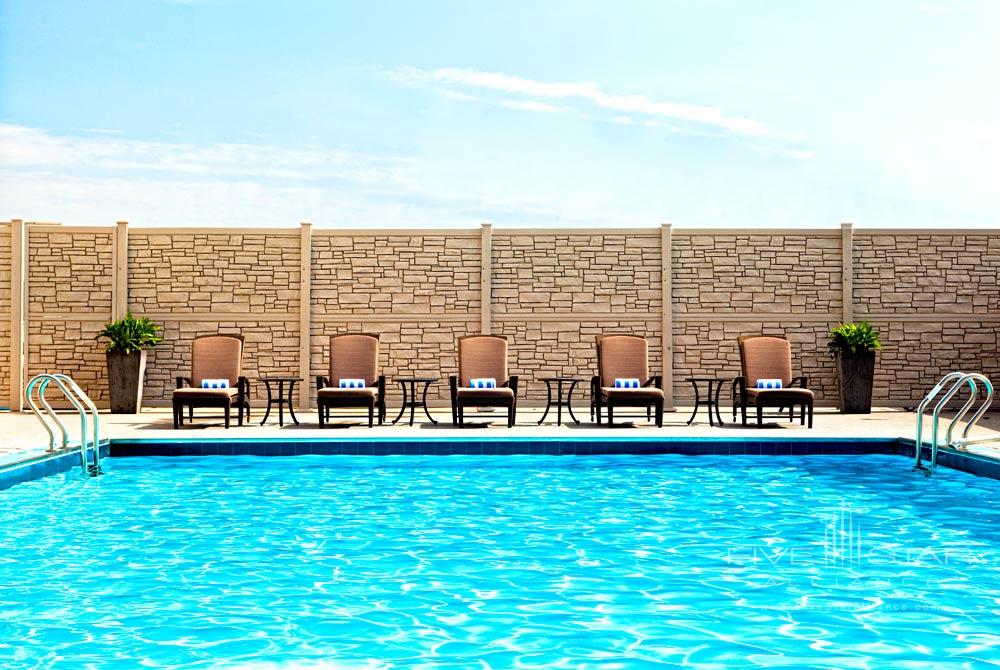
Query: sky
1 0 998 229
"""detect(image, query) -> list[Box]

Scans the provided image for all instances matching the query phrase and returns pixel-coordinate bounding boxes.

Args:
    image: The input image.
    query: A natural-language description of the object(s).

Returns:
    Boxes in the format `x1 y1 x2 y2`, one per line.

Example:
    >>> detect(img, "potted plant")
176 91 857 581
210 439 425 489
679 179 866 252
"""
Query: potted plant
96 312 163 413
828 321 881 414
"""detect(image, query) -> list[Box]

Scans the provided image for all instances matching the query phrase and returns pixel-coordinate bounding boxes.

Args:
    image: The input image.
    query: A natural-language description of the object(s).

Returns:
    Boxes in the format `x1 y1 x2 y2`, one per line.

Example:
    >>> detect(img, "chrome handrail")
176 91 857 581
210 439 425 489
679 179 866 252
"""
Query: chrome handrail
915 372 1000 474
25 375 66 451
23 373 102 476
54 373 100 468
914 372 968 472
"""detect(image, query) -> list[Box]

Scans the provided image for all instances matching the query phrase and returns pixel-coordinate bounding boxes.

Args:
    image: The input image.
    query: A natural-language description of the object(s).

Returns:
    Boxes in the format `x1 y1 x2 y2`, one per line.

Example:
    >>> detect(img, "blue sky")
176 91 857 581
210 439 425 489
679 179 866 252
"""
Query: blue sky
1 0 998 228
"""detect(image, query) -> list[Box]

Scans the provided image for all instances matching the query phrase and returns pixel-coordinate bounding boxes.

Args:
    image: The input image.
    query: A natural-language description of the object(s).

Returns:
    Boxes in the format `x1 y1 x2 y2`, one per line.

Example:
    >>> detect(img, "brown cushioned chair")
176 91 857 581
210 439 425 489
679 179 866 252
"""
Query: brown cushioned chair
316 333 386 428
591 334 664 427
734 335 814 427
172 334 250 429
449 335 519 427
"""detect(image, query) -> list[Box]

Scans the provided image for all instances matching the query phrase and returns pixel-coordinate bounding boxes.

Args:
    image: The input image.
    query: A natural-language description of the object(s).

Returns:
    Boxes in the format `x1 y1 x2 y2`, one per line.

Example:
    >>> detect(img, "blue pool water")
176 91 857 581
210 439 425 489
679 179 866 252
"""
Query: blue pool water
1 454 999 669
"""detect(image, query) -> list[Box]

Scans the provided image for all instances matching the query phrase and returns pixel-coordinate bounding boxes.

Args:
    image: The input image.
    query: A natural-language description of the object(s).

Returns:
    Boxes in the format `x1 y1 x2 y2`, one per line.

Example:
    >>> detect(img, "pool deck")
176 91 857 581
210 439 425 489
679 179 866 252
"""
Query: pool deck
5 405 1000 466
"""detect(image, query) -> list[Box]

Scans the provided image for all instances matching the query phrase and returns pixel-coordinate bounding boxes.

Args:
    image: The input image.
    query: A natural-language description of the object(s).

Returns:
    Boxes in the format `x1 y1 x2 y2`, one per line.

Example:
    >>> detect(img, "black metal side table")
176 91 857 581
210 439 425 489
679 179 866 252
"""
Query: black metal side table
685 377 729 426
392 377 438 426
260 376 302 426
538 377 582 425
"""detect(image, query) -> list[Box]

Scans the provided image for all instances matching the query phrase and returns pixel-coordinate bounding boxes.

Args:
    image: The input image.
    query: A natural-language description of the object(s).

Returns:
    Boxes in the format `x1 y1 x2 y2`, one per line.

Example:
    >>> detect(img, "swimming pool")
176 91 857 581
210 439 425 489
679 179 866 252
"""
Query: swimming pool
1 454 999 668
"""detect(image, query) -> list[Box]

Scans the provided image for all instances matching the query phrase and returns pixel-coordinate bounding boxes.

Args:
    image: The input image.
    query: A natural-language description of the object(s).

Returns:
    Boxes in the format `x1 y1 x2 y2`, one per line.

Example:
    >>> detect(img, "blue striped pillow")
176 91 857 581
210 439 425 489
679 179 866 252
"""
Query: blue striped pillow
614 378 641 389
200 379 229 389
755 379 784 389
470 378 497 389
338 378 367 389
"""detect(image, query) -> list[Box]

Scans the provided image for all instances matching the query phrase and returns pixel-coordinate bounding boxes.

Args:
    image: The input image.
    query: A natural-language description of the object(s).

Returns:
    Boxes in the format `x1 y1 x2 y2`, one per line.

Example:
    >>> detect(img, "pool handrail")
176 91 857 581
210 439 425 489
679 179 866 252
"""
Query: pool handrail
914 372 967 471
23 373 102 476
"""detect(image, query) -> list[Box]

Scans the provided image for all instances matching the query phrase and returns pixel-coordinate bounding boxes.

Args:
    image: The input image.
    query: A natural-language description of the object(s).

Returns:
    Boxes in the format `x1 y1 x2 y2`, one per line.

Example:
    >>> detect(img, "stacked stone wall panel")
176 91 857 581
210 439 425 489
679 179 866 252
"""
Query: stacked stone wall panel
10 224 1000 409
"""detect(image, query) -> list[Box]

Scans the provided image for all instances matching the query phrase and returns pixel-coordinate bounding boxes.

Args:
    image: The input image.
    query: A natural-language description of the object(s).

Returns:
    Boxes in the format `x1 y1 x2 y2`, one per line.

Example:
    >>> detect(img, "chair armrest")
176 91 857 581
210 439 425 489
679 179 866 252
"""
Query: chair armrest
449 375 458 400
735 376 748 397
238 376 250 396
377 375 386 396
505 375 519 397
316 375 329 391
644 375 662 389
790 376 808 388
176 376 192 389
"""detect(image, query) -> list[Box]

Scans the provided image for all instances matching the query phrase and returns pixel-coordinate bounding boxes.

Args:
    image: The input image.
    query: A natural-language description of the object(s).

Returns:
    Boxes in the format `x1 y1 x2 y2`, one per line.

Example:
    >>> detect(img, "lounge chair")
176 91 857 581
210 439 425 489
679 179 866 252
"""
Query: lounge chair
733 335 814 427
172 334 250 429
591 334 664 427
449 335 519 427
316 333 386 428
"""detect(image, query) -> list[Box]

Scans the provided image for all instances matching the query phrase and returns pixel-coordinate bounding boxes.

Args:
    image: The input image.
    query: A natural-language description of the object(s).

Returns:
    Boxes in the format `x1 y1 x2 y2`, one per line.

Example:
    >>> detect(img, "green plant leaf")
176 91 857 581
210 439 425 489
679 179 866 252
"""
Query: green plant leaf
95 311 163 354
828 321 881 357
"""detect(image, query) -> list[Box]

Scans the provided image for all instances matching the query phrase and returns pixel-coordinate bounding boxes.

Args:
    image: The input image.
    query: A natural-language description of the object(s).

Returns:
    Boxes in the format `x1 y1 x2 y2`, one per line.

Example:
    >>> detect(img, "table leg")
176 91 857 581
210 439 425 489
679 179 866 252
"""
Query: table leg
566 380 581 424
288 380 300 426
408 382 417 426
556 380 564 425
538 381 552 425
707 380 716 427
421 381 437 424
278 381 285 426
686 380 700 425
713 380 725 426
392 382 408 424
260 381 273 426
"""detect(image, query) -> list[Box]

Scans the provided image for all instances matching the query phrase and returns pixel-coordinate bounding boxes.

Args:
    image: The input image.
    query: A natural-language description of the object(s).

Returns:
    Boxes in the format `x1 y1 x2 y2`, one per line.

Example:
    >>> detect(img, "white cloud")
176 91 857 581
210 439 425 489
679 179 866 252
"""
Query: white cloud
0 123 618 227
0 123 409 184
395 66 774 136
500 100 567 114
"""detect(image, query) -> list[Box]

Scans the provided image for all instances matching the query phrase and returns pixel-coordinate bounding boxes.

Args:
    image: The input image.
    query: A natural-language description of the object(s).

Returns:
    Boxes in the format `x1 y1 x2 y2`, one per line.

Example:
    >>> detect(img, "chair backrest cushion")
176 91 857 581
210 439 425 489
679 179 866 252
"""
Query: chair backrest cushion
597 335 649 387
458 335 508 387
329 334 379 387
191 335 244 387
739 336 793 386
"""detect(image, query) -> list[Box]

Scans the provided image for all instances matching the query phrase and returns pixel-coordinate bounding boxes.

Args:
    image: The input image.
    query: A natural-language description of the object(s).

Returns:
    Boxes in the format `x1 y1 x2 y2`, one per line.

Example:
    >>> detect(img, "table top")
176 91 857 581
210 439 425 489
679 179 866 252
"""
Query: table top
685 376 732 382
261 376 303 382
539 376 583 382
395 377 437 383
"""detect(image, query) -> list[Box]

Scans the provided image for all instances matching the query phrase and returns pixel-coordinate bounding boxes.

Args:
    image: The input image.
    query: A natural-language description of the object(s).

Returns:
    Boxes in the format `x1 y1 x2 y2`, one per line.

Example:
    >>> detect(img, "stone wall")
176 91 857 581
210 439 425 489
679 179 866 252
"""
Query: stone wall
25 229 114 402
0 227 10 407
312 233 481 314
4 222 1000 412
673 233 842 313
493 233 661 313
129 232 300 314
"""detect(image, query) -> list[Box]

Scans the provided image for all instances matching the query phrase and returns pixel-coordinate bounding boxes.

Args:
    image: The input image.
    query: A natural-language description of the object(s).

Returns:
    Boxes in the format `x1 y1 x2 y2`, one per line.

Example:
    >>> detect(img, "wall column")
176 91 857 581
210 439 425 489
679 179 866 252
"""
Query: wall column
841 222 854 324
299 221 313 410
661 223 674 410
112 220 129 320
9 220 26 411
480 222 493 335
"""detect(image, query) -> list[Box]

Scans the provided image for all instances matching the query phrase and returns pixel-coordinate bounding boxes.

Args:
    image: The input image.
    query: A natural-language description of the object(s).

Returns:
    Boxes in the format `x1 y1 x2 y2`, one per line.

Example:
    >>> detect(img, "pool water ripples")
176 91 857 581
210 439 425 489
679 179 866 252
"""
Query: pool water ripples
0 454 998 668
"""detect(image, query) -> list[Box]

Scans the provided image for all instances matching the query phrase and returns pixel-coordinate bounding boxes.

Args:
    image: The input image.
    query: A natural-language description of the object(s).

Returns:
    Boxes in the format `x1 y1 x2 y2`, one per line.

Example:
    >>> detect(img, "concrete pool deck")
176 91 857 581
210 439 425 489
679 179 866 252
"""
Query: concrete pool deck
4 405 1000 466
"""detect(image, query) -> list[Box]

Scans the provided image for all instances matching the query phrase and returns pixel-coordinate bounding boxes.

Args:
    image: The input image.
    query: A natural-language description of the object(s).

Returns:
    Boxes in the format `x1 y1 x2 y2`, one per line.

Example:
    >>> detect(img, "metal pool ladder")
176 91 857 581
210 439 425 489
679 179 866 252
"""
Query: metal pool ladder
24 373 103 477
914 371 996 475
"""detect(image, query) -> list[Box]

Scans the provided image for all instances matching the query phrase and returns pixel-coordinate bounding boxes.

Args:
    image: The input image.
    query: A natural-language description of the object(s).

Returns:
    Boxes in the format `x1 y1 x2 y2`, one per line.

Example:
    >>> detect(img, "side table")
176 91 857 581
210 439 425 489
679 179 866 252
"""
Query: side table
392 377 439 426
260 376 302 426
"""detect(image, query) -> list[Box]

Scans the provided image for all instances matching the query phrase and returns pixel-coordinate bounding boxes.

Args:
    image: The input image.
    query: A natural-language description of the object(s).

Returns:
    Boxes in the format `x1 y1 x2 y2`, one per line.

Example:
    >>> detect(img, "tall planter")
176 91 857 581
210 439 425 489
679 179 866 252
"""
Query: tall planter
836 351 876 414
106 350 147 414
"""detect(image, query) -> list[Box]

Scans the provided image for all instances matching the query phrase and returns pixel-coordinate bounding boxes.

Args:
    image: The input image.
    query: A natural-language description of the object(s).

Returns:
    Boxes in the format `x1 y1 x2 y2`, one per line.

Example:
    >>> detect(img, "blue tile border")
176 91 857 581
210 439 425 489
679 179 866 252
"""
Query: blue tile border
0 441 111 491
107 436 905 459
1 436 998 491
